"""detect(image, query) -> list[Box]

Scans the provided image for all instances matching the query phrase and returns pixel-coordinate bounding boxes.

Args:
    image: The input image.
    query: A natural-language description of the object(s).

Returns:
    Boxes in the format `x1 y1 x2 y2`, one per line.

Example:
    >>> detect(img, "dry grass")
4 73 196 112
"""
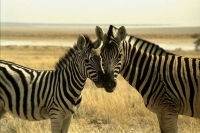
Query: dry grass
1 45 200 133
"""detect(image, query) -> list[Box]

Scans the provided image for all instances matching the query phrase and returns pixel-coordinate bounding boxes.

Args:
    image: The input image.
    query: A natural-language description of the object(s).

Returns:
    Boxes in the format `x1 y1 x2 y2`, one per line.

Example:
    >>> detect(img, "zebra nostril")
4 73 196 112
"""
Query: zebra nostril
109 83 112 87
108 81 116 88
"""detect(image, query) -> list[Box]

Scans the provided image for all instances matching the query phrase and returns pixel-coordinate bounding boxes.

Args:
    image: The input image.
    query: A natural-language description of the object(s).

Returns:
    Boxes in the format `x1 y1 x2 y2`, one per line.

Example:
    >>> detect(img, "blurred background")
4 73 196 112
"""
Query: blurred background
1 0 200 50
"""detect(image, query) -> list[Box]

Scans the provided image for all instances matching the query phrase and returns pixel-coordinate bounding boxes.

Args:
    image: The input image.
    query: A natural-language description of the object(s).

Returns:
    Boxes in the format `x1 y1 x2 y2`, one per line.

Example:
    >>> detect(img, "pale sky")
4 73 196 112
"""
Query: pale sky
1 0 200 26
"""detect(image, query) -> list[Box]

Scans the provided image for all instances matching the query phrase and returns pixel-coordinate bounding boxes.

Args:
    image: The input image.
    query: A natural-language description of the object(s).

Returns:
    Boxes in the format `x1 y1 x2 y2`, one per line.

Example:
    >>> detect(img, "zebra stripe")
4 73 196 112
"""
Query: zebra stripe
0 35 103 133
96 25 200 133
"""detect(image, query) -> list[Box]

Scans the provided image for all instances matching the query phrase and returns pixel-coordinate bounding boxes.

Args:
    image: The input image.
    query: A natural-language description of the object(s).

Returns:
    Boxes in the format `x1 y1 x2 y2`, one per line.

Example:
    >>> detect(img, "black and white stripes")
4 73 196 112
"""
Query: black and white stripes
0 35 103 133
96 25 200 133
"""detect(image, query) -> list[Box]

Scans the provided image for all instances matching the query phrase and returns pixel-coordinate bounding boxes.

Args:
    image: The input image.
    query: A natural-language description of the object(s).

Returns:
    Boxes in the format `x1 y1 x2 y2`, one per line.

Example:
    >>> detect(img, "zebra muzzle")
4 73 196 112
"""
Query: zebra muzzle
102 72 116 92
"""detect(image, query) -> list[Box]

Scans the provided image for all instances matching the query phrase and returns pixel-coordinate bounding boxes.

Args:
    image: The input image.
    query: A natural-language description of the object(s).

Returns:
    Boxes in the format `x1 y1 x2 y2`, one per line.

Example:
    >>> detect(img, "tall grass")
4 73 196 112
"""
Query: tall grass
1 46 200 133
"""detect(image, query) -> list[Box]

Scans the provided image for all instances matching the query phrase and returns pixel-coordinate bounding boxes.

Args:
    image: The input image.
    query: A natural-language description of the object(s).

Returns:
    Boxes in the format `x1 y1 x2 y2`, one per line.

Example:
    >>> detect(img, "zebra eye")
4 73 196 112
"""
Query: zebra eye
118 54 122 58
84 59 90 63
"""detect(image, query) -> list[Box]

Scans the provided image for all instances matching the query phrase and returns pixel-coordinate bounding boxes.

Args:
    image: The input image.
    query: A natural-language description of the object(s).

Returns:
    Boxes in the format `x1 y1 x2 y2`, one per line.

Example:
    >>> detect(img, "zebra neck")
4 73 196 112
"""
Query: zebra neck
120 46 158 92
120 41 133 71
125 35 171 56
57 62 86 98
69 62 86 89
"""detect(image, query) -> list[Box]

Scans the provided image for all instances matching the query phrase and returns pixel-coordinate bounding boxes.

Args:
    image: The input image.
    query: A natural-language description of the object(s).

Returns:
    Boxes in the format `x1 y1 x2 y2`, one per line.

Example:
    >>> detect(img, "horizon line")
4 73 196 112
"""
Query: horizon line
1 22 200 28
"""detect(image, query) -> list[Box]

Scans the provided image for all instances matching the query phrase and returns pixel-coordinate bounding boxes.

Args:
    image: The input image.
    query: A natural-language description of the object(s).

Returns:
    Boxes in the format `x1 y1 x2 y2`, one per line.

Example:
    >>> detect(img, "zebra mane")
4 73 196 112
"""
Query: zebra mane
108 25 173 56
55 35 92 70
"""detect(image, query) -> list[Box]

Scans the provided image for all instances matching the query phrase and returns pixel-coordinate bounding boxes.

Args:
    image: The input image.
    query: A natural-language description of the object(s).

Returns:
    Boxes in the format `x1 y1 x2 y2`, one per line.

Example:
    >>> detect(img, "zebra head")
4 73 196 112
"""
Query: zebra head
95 26 126 92
76 35 103 88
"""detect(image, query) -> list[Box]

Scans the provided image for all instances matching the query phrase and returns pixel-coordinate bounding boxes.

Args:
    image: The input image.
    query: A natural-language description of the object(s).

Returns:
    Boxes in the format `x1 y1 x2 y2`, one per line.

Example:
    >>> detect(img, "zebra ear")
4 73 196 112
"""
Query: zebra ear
92 39 101 49
95 26 104 41
77 35 86 50
116 26 126 41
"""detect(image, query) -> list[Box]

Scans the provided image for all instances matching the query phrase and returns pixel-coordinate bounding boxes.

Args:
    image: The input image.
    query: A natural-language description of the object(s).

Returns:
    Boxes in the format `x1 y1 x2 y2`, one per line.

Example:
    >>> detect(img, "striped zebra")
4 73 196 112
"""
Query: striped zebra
0 35 104 133
96 26 200 133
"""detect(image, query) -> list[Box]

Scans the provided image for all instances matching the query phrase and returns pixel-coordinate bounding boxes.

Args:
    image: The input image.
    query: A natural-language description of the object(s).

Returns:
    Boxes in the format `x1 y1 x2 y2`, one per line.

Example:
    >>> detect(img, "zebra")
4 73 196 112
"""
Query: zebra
96 25 200 133
0 35 105 133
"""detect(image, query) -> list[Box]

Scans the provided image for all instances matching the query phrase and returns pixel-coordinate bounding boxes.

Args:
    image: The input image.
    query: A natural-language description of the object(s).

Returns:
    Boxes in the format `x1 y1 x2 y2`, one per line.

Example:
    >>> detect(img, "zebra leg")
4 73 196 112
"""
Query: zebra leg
61 115 73 133
157 113 178 133
50 113 65 133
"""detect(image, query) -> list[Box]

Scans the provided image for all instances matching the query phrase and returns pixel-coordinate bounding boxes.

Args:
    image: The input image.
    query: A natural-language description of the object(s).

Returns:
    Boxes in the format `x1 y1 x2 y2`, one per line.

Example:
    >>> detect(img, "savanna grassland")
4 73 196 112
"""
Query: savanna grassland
1 24 200 133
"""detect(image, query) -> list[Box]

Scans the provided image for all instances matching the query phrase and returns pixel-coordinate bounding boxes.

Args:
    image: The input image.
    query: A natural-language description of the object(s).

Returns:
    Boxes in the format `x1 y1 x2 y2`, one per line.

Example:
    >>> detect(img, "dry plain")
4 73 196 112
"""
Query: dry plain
1 24 200 133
